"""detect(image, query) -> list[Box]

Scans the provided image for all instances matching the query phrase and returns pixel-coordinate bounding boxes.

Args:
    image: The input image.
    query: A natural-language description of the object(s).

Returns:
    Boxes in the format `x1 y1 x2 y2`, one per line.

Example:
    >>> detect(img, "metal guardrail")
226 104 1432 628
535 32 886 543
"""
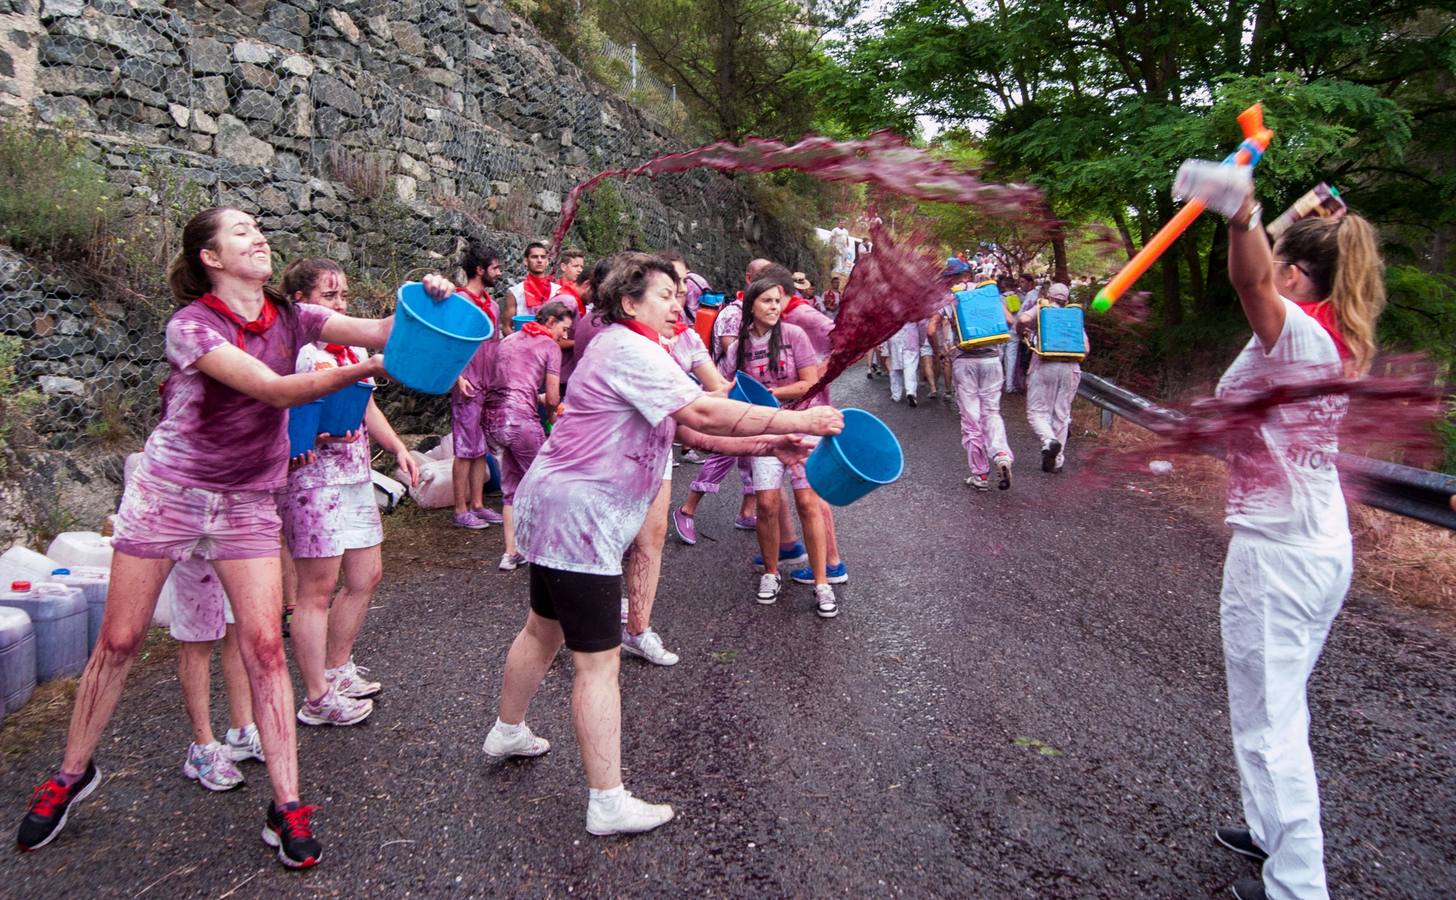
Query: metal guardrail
1078 372 1456 531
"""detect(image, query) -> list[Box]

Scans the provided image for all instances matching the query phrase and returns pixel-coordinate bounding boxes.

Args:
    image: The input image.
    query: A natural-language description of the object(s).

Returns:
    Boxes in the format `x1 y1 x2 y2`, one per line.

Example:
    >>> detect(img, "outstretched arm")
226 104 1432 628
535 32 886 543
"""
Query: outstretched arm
672 394 842 439
1227 194 1286 349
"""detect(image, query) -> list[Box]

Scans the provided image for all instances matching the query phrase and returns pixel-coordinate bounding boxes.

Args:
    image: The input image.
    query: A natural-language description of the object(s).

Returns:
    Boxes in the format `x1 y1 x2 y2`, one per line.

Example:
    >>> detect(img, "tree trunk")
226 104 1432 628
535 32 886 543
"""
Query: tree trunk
1156 195 1183 331
1111 209 1137 261
1052 233 1070 282
1202 220 1235 313
1181 231 1205 311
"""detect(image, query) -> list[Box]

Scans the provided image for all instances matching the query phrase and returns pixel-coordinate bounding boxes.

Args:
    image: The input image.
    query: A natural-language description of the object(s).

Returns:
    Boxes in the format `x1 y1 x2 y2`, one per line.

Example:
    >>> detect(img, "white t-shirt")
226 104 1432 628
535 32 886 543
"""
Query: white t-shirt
1215 298 1349 547
514 325 703 575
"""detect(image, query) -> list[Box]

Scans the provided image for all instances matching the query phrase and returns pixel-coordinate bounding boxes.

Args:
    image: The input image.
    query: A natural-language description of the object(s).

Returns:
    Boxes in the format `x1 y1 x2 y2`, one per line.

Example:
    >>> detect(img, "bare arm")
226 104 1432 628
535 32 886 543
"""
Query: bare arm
318 314 392 350
675 425 811 462
672 394 842 438
1228 194 1286 349
691 360 728 392
769 362 822 403
364 398 419 486
193 344 386 409
544 373 561 411
500 290 516 334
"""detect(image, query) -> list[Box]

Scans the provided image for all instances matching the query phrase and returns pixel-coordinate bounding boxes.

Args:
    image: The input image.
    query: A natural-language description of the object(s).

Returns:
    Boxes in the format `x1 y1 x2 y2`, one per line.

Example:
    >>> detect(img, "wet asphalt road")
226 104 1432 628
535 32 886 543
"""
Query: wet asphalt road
1 371 1454 898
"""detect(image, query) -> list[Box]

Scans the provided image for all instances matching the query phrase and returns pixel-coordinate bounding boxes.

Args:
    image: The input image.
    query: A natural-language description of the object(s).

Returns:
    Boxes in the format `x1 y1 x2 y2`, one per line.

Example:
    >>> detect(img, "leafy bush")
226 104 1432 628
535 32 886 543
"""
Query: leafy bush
0 121 114 255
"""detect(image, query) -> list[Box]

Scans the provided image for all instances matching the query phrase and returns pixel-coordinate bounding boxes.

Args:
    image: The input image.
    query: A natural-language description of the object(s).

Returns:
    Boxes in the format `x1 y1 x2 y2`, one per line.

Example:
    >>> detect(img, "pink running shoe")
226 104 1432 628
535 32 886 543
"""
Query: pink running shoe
672 507 697 545
453 511 490 530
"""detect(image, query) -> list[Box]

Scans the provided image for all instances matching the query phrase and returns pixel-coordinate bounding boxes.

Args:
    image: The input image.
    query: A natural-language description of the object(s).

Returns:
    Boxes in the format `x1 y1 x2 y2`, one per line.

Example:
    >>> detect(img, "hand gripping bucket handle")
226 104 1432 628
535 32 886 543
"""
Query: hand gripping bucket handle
805 408 904 506
384 282 494 395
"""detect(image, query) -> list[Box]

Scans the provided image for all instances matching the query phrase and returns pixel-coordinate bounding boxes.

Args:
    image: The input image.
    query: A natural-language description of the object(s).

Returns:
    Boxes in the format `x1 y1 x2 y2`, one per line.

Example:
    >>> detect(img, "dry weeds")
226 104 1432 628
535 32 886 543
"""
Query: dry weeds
1074 398 1456 629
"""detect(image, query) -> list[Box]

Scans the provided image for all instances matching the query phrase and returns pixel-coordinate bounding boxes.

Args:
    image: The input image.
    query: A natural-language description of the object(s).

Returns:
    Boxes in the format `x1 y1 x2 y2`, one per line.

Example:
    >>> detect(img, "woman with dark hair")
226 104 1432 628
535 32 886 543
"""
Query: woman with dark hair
481 253 842 836
15 207 455 869
721 278 835 615
1193 179 1386 900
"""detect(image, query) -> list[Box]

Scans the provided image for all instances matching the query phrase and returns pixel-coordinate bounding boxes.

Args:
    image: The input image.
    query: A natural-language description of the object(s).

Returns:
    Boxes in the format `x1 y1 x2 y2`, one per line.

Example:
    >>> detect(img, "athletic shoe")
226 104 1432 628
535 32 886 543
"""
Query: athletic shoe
262 802 322 869
482 721 551 759
621 628 680 666
16 763 101 851
814 584 839 618
752 542 807 568
183 741 244 792
756 573 782 604
1230 878 1266 900
326 657 382 699
225 724 266 763
682 449 708 464
453 510 490 529
1214 826 1269 863
732 514 758 531
965 473 991 491
1041 440 1061 473
907 394 918 408
498 552 526 571
995 457 1013 491
472 507 504 525
297 687 373 727
672 507 697 545
927 390 939 399
586 789 674 836
790 561 849 585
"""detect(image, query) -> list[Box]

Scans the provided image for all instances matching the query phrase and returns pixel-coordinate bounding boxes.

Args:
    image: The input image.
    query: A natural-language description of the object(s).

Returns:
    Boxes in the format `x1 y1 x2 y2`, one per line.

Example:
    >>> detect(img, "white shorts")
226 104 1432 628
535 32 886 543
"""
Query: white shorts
919 340 934 358
750 436 819 492
168 557 235 643
279 481 384 559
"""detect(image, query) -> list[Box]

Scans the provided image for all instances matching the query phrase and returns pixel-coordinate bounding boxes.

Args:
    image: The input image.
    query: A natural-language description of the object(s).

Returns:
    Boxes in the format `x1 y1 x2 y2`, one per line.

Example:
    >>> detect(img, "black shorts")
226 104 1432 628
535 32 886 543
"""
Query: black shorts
528 564 622 653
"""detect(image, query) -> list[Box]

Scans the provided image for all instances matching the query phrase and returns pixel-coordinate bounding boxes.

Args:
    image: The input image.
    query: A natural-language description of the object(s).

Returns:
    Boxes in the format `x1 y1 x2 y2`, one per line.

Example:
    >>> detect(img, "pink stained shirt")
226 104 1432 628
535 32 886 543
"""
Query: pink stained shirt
143 300 333 492
719 321 819 389
670 326 711 374
287 341 374 491
514 324 703 575
456 289 501 396
484 329 562 427
783 300 835 406
563 306 606 384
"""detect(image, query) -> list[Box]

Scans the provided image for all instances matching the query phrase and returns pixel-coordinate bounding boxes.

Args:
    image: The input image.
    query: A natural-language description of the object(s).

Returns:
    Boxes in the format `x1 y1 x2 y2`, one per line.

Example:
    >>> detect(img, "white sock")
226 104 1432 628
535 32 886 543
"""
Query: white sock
494 718 524 736
589 784 625 804
225 725 252 743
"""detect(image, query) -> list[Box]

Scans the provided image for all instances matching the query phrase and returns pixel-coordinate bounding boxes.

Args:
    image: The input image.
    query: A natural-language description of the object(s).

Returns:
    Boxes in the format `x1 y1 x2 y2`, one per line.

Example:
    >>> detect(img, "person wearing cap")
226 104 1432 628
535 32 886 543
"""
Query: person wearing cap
791 272 817 309
1016 281 1087 472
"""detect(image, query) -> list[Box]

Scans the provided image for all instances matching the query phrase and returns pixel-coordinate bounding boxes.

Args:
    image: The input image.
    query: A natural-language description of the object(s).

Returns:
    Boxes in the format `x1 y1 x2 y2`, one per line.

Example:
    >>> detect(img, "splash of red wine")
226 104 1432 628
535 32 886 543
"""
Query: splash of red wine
550 131 1051 254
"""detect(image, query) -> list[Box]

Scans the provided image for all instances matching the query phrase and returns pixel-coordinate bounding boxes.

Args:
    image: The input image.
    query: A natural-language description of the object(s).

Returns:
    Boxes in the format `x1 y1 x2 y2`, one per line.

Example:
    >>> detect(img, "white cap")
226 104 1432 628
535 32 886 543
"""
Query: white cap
1046 283 1071 302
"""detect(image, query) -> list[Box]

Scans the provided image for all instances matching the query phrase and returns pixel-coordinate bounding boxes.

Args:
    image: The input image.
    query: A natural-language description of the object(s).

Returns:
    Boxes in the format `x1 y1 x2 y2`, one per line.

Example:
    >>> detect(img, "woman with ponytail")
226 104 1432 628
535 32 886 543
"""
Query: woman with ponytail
15 208 455 869
1201 183 1385 900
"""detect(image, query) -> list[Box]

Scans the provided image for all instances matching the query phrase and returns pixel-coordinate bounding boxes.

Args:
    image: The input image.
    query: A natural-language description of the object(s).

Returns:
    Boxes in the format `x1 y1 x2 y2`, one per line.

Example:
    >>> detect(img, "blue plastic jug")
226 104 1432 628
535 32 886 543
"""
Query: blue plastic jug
0 605 35 719
0 580 86 681
49 567 109 653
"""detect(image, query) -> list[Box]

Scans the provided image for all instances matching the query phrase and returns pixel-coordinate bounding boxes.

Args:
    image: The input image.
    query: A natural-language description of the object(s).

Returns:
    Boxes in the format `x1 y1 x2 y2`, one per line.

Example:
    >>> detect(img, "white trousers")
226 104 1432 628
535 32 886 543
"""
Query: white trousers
889 342 920 401
1221 530 1352 900
1025 357 1080 464
952 356 1011 474
1003 339 1020 391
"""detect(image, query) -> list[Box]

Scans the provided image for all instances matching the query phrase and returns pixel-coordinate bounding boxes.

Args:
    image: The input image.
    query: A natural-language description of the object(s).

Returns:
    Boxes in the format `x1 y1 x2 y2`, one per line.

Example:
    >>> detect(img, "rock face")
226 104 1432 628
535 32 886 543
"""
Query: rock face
0 0 817 533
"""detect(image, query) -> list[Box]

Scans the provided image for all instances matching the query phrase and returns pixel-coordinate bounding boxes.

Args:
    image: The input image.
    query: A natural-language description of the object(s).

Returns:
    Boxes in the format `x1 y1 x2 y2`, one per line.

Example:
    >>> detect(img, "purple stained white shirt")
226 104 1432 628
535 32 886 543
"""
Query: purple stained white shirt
287 341 373 491
783 301 835 406
144 300 333 492
670 326 710 374
719 321 818 389
484 329 562 427
514 325 703 575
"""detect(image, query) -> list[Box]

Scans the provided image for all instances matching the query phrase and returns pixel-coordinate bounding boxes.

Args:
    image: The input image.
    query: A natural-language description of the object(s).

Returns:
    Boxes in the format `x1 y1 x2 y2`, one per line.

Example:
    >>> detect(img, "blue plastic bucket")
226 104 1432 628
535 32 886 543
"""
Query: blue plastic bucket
728 372 780 408
318 381 375 436
512 313 535 329
287 399 324 458
805 408 904 506
384 282 493 394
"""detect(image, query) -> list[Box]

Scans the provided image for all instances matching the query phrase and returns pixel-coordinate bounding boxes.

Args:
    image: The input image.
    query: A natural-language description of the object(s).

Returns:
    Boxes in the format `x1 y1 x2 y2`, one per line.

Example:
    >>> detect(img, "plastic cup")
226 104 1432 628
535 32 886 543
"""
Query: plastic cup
805 408 904 506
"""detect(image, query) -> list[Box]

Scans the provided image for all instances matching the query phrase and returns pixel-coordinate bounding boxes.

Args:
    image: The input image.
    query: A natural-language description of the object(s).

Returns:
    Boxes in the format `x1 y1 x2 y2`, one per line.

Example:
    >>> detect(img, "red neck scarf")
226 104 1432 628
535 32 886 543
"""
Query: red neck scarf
619 320 672 354
460 287 498 329
524 274 554 308
672 320 690 336
554 278 585 315
324 343 358 366
1296 300 1352 361
198 293 277 349
783 295 811 317
520 321 553 339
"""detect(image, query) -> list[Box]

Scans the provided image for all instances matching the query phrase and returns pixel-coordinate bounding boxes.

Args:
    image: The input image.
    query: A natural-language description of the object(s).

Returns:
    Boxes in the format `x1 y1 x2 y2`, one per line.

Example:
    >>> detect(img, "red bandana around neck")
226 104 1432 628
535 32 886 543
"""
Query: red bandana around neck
783 295 811 316
1296 300 1352 361
672 320 690 336
324 343 358 366
199 293 277 349
460 287 498 329
524 274 554 309
554 278 584 314
520 321 553 339
619 319 672 354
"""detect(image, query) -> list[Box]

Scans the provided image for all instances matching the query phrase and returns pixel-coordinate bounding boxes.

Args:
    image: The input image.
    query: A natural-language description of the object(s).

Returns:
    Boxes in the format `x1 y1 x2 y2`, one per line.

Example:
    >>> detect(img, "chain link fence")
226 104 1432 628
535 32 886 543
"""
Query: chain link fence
0 0 771 467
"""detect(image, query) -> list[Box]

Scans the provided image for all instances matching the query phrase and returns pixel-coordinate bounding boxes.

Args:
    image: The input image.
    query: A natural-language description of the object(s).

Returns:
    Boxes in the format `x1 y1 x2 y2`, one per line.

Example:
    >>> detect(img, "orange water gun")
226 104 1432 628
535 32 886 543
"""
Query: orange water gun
1092 104 1274 313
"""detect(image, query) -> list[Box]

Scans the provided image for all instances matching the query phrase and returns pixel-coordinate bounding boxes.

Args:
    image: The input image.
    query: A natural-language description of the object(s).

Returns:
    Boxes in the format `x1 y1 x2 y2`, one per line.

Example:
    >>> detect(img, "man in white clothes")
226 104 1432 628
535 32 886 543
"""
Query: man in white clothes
502 241 561 333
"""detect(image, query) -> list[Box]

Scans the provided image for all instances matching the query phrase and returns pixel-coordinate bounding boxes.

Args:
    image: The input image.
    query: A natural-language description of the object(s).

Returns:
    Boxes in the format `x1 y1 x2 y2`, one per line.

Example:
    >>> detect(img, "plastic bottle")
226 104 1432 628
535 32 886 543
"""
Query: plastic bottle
0 605 36 720
0 546 60 586
0 580 87 681
48 567 110 652
1266 183 1346 240
46 531 114 569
